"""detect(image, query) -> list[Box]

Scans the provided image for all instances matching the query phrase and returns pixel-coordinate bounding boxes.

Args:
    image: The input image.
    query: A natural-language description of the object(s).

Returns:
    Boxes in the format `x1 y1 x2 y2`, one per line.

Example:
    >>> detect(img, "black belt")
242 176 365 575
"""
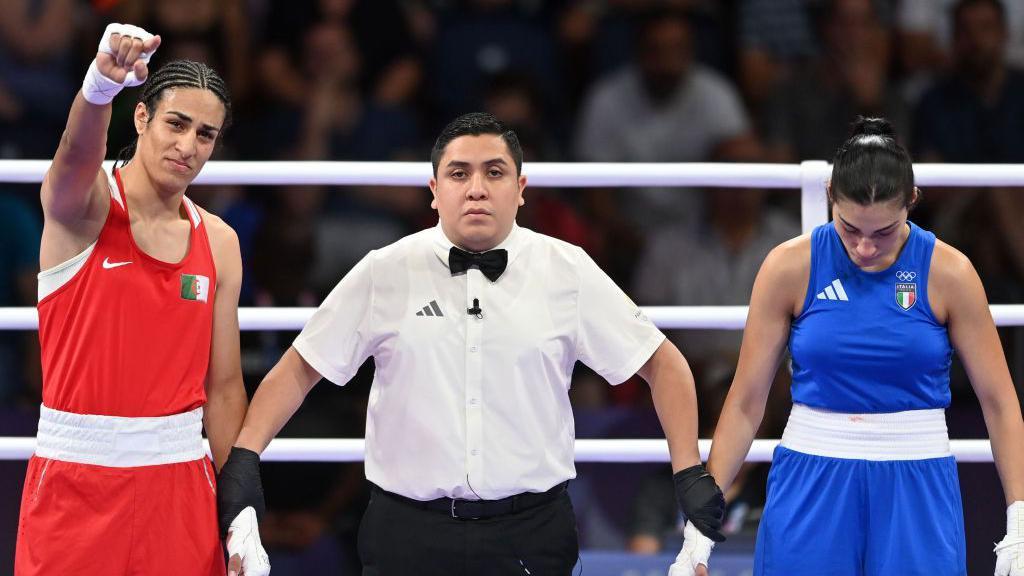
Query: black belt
373 481 568 520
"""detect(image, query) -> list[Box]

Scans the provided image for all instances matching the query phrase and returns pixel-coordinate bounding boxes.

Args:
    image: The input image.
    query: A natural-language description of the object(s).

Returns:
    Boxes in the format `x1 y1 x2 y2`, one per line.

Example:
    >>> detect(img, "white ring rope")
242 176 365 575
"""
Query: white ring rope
0 160 804 187
0 437 997 463
0 305 1022 330
3 160 1024 187
0 161 1018 465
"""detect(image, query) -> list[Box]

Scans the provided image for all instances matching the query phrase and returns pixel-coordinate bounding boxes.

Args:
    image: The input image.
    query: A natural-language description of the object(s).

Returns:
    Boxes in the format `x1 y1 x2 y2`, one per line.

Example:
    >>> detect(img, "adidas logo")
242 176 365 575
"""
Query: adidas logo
816 279 849 301
416 300 444 317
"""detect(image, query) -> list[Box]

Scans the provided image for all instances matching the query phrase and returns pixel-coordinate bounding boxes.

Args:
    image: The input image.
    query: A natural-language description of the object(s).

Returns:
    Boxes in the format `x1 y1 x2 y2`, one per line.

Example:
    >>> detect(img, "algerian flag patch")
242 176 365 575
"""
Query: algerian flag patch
181 274 210 303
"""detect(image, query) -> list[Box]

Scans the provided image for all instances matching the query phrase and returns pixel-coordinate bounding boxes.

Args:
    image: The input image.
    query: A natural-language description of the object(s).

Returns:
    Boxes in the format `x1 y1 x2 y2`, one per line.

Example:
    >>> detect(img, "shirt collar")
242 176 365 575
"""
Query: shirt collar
432 222 525 271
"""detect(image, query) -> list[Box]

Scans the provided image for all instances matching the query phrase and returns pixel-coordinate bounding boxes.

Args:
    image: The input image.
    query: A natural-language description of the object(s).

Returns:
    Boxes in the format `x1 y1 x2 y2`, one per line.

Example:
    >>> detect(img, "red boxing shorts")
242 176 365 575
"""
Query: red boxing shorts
14 406 225 576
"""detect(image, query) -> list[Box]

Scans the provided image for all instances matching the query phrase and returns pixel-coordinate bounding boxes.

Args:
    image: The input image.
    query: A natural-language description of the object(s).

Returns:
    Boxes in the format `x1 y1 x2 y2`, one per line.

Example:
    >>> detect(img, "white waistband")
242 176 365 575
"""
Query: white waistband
36 404 206 467
780 403 951 461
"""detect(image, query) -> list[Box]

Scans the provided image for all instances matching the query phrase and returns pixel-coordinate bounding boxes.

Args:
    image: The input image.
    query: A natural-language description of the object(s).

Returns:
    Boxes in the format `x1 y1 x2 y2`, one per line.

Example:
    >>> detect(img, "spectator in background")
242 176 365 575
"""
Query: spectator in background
574 8 750 166
912 0 1024 305
574 8 753 234
482 71 596 252
483 71 564 162
632 140 799 388
256 0 420 110
131 0 251 101
0 191 41 405
557 0 733 114
736 0 819 114
763 0 906 162
290 20 418 161
243 0 421 160
428 0 565 129
628 140 797 557
0 188 42 576
896 0 1024 102
0 0 77 158
914 0 1024 165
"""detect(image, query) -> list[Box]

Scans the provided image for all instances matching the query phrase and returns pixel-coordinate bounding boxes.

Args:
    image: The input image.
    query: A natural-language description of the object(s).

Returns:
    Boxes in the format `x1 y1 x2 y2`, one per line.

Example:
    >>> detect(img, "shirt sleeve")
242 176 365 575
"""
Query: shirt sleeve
292 252 377 386
575 247 665 385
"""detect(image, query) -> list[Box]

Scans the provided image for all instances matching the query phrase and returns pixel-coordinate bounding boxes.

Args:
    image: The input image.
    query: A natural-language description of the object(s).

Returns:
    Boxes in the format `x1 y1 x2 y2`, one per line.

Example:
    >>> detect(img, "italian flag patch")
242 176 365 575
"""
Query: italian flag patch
181 274 210 303
895 282 916 310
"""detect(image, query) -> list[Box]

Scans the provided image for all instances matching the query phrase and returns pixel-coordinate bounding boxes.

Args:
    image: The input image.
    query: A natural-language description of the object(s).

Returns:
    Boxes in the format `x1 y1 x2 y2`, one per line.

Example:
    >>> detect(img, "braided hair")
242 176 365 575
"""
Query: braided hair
114 59 232 173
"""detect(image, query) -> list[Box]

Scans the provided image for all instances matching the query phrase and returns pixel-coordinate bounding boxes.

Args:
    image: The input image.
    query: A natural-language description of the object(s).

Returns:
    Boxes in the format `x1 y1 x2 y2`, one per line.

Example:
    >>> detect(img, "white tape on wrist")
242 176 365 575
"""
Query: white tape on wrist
226 506 271 576
995 501 1024 576
81 60 124 105
82 23 158 104
668 521 714 576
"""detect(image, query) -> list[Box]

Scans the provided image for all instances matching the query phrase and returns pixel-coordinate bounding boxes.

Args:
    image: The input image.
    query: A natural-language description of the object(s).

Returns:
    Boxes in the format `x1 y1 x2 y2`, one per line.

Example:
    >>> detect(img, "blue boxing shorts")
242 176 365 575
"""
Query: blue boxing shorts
754 405 966 576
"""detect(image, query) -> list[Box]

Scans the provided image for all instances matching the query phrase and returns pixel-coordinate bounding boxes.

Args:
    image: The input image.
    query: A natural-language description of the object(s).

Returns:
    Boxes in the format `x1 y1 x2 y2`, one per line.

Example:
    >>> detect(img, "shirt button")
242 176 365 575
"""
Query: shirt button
471 449 479 456
469 346 478 353
469 398 478 406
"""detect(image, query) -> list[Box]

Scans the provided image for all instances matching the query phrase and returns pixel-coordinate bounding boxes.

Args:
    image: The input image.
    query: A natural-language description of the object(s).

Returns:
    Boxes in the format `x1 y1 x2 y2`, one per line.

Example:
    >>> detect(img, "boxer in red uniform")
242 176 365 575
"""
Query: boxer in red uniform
14 23 268 576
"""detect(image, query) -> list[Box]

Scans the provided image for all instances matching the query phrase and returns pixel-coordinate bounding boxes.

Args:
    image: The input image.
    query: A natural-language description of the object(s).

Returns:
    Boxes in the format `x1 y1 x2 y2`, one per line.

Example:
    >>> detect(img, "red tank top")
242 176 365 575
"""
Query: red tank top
38 169 217 416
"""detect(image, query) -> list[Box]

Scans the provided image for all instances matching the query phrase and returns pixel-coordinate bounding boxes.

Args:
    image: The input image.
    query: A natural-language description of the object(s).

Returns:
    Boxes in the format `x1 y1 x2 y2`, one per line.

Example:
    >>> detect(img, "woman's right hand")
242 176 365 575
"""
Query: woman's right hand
94 24 161 85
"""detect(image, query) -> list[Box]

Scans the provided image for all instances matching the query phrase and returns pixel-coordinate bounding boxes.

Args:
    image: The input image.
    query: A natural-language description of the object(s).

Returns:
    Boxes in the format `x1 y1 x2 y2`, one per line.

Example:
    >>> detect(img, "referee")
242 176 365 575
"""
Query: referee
217 113 724 576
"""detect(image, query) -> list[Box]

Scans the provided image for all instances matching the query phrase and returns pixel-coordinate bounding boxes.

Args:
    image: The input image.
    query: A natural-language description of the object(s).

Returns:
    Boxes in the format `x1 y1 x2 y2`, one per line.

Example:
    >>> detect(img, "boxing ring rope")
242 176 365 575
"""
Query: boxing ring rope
0 437 999 463
0 160 1021 464
0 305 1023 330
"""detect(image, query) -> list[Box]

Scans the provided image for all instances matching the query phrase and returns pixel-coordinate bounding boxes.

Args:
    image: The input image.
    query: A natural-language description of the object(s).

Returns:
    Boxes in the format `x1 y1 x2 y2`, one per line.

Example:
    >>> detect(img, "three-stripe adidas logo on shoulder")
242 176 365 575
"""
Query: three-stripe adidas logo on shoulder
816 279 849 301
416 300 444 317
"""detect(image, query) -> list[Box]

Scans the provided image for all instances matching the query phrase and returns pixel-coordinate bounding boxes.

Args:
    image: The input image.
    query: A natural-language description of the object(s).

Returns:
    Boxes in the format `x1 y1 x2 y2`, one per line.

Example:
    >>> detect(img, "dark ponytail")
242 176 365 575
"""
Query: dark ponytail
830 116 917 209
113 59 232 173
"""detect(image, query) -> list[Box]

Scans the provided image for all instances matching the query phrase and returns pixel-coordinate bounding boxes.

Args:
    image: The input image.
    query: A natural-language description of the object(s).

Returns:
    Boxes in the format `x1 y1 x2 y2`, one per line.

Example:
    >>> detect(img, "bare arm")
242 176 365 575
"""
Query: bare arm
41 29 161 266
638 339 701 472
936 243 1024 504
203 216 249 471
706 238 807 493
41 94 113 229
233 347 322 454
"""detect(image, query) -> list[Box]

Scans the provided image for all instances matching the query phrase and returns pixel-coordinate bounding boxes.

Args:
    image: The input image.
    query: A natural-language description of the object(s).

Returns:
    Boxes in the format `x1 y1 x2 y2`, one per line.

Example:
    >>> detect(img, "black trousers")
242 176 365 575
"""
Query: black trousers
358 486 579 576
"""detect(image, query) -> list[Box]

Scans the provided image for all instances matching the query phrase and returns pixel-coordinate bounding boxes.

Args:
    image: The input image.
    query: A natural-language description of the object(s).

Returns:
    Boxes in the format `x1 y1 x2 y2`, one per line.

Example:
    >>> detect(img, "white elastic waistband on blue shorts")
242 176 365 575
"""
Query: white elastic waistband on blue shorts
780 403 952 461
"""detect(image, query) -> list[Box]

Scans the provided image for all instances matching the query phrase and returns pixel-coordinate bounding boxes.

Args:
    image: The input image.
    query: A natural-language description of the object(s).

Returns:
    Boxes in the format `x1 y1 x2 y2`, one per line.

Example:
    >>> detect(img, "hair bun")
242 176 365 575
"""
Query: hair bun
851 116 896 139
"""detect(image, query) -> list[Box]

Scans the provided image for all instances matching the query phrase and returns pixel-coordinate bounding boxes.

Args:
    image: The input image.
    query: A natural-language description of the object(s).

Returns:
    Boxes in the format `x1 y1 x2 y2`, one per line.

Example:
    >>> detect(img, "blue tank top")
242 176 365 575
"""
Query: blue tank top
789 221 953 412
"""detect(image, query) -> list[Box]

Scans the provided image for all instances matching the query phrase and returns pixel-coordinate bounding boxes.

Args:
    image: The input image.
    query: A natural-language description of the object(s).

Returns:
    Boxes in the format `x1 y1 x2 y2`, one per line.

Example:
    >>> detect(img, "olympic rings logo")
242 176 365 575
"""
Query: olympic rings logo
896 271 917 281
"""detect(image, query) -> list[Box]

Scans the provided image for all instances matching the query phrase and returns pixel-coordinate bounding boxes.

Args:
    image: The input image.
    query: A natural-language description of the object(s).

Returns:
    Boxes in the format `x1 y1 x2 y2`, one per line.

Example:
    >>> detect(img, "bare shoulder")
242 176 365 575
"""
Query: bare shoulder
930 239 975 286
196 205 240 254
762 234 811 284
194 205 241 288
929 239 983 321
755 233 812 314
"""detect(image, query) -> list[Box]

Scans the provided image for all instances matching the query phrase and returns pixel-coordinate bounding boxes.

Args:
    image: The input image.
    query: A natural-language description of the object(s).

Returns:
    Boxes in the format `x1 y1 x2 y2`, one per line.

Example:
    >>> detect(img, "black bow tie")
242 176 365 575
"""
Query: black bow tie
448 246 508 282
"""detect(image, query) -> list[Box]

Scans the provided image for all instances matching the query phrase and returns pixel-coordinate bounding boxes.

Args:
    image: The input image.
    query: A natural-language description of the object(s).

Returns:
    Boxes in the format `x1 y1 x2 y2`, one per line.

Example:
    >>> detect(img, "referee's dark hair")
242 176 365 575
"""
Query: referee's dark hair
431 112 523 176
829 116 918 210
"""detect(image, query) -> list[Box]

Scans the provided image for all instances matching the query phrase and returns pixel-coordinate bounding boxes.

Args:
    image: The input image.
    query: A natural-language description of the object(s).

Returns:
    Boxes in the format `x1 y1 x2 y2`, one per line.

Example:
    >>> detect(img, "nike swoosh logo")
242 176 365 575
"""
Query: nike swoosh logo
102 257 132 269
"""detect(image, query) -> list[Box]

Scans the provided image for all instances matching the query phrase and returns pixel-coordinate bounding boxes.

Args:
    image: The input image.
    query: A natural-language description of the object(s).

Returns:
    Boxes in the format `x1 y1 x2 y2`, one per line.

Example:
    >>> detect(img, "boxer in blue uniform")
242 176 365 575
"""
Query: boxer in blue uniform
671 117 1024 576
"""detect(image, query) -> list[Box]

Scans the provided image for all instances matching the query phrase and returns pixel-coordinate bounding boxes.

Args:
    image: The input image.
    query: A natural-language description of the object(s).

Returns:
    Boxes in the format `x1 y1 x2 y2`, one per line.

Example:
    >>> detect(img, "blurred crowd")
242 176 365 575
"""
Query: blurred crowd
1 0 1023 572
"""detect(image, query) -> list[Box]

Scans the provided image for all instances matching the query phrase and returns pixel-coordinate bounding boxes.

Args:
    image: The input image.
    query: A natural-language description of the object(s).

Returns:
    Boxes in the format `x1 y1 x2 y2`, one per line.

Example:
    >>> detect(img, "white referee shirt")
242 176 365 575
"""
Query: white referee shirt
293 223 665 500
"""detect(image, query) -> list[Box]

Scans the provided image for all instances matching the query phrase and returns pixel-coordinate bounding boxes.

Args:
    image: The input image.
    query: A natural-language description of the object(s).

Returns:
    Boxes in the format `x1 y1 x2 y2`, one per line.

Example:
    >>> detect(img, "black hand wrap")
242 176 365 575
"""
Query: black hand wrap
673 464 726 542
216 447 266 539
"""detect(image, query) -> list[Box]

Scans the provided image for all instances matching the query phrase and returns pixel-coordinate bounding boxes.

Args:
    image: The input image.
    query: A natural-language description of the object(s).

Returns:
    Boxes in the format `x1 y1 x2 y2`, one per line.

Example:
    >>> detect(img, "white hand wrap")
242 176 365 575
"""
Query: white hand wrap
81 23 157 105
226 506 271 576
667 521 714 576
996 501 1024 576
